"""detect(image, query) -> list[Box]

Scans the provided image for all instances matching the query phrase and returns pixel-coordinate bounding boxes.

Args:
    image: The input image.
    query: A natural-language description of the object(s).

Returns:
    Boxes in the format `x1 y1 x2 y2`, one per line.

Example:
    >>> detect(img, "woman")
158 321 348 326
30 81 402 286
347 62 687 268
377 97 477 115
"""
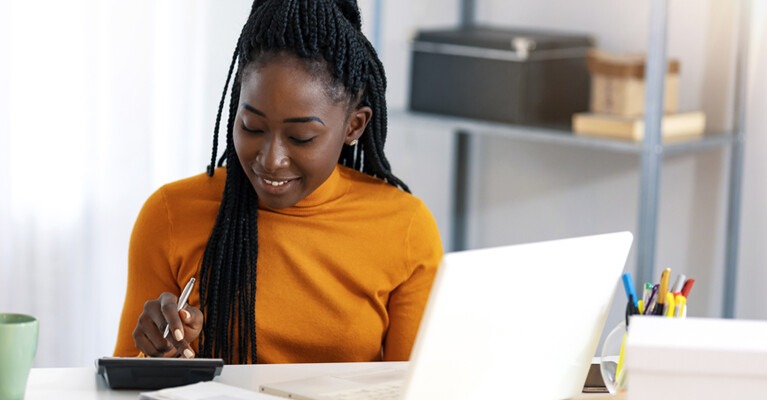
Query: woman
114 0 443 364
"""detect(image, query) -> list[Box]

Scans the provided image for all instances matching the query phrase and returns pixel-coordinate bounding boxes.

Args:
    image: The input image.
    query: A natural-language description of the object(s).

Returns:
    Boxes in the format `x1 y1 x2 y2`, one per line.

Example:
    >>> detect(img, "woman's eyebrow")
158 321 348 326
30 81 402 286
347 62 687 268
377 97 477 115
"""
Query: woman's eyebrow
283 116 325 126
240 102 325 126
241 103 266 117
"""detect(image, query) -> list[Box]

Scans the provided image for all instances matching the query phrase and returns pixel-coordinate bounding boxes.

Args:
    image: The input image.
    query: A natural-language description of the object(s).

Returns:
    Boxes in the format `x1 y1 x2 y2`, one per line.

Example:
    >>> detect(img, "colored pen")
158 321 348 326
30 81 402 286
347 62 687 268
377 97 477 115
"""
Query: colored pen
638 299 645 315
615 333 627 384
681 279 695 299
671 273 686 293
164 277 196 339
644 284 659 315
622 273 639 309
655 268 671 315
674 294 685 318
625 298 641 324
642 282 652 305
665 292 675 317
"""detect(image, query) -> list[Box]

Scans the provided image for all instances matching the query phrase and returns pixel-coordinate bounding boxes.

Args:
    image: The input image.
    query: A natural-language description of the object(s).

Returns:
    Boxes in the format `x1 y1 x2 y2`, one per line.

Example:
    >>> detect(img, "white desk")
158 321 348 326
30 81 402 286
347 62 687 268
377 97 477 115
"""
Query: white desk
25 362 624 399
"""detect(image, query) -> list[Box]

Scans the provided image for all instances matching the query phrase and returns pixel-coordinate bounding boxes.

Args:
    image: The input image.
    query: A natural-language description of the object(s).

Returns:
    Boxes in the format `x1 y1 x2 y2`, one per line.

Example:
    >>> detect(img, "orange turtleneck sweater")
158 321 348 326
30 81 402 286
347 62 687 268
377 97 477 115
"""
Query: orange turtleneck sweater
114 164 443 363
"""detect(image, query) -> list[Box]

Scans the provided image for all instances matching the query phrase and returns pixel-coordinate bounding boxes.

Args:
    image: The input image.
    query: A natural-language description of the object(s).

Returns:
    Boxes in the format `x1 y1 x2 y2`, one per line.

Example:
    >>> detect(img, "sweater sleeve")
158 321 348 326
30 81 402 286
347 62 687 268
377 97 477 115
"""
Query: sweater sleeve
383 201 443 361
113 186 180 357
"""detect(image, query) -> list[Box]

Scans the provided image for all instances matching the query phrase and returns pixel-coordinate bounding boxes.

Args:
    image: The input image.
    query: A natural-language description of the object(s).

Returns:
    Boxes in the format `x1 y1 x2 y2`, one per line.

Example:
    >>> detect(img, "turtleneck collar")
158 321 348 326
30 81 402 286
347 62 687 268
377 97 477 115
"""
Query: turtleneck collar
258 164 349 216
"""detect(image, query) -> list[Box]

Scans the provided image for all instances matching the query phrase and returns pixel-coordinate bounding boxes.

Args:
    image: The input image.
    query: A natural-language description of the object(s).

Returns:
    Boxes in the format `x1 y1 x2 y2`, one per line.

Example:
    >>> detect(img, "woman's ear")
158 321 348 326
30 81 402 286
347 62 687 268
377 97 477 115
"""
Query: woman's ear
344 106 372 145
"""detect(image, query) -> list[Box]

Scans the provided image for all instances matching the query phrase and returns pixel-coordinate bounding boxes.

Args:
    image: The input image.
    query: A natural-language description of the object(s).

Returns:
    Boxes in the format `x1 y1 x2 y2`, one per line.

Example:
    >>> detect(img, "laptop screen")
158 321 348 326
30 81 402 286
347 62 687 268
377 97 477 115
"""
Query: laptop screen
402 231 632 400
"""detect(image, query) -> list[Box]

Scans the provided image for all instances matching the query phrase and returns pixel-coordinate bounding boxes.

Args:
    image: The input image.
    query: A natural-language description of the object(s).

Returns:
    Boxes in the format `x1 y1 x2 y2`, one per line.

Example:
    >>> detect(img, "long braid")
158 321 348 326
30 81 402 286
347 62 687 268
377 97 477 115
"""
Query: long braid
199 0 408 364
246 197 258 363
207 45 239 176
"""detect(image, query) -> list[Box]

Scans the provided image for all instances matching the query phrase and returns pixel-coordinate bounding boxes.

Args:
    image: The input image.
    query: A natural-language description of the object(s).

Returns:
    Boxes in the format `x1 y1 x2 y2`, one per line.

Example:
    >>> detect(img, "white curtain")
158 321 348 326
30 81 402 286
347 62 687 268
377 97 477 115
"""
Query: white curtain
0 0 250 367
0 0 430 368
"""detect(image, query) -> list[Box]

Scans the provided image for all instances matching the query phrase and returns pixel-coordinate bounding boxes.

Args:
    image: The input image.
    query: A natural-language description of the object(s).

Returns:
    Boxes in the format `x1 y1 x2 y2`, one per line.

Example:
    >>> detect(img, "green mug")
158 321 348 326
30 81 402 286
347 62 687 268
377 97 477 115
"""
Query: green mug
0 314 39 400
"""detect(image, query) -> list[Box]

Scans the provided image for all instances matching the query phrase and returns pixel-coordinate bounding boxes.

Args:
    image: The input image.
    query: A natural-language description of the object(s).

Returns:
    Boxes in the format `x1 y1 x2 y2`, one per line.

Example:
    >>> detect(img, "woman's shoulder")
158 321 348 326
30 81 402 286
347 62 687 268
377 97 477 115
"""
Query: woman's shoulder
135 168 226 239
138 167 226 221
338 165 422 207
158 167 227 201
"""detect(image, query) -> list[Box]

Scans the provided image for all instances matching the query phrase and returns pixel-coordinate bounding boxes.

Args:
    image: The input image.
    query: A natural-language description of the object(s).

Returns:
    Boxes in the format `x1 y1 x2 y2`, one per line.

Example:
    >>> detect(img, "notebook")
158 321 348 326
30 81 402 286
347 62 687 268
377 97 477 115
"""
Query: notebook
259 231 633 400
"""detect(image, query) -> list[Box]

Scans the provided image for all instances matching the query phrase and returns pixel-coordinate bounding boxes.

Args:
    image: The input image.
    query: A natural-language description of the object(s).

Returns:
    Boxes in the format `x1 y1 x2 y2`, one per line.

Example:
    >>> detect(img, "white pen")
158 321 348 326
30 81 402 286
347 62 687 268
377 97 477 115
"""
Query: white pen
163 277 196 339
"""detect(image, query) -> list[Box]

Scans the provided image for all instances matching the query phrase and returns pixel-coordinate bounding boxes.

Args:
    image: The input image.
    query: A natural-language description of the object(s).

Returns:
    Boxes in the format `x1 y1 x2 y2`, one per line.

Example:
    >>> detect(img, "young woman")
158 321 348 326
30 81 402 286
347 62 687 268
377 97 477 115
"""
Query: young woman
113 0 443 364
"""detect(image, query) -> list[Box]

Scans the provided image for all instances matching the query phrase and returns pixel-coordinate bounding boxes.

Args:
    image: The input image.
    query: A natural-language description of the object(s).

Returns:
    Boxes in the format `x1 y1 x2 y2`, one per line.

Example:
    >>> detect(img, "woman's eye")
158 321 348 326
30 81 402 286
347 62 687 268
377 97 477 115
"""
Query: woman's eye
290 136 316 144
241 122 263 134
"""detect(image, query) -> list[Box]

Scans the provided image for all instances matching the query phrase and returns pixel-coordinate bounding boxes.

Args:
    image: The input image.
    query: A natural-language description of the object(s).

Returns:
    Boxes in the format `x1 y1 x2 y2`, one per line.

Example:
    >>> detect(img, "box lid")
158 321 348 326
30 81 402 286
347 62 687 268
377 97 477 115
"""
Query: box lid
587 49 680 79
413 26 593 60
625 316 767 378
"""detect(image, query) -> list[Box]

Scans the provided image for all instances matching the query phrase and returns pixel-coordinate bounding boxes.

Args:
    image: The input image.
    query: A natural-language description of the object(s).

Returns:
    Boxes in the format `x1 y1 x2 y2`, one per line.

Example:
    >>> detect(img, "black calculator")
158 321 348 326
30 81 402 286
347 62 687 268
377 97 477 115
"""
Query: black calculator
96 357 224 390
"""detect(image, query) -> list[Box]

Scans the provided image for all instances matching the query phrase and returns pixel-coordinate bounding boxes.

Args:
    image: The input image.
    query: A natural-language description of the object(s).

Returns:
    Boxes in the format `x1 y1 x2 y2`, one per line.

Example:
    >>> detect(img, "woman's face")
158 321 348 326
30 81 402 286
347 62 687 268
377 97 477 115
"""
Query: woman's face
234 55 371 209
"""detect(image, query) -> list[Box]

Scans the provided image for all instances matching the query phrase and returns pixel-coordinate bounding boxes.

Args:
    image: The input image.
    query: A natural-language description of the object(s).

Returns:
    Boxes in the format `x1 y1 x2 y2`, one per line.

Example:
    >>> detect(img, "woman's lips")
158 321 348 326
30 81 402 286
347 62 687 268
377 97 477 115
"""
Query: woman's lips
257 176 298 195
263 178 291 186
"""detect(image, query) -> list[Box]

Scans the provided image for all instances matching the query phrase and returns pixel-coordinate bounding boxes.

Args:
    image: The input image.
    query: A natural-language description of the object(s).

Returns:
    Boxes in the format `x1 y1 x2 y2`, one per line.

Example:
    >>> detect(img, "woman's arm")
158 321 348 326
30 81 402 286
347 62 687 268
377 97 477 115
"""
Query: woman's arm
383 202 443 361
113 187 182 357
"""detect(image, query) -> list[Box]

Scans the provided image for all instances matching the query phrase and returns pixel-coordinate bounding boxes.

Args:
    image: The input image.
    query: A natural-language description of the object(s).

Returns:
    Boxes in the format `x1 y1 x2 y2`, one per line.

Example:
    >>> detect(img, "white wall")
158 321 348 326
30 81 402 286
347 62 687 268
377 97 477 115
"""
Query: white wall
737 1 767 320
377 0 460 248
381 0 766 340
383 0 765 329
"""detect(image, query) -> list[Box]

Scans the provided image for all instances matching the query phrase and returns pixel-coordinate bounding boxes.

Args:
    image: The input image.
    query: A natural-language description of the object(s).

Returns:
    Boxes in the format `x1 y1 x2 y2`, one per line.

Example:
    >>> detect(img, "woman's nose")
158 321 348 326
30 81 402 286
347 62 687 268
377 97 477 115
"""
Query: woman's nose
258 136 290 172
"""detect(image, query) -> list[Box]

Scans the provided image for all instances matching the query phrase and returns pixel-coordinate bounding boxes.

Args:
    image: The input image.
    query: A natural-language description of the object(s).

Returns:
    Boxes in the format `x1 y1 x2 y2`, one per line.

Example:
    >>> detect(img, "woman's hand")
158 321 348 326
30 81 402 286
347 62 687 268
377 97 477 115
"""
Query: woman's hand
132 292 203 358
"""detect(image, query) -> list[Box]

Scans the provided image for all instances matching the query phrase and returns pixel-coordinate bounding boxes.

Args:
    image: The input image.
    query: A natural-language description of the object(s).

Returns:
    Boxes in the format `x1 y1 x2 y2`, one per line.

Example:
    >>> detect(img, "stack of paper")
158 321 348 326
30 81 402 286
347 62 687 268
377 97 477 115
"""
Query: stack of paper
626 317 767 400
140 381 272 400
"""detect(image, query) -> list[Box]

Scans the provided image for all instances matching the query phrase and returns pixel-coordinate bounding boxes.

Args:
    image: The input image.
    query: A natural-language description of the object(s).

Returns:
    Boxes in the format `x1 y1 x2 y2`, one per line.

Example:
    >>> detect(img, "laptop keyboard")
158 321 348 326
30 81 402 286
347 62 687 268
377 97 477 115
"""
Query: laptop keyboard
320 382 402 400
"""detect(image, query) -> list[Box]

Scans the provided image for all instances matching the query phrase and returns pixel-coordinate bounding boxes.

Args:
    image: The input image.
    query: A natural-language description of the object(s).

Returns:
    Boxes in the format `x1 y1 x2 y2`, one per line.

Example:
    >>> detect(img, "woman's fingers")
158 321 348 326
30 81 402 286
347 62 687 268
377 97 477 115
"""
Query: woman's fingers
176 336 196 359
182 306 204 333
174 306 203 359
133 292 203 358
133 329 169 357
133 301 172 356
159 292 183 341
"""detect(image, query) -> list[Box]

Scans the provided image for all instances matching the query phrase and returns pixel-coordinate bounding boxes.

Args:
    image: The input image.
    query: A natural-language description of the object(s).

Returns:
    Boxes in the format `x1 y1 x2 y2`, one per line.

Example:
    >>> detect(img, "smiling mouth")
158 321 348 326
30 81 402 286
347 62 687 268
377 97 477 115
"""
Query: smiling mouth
263 178 291 187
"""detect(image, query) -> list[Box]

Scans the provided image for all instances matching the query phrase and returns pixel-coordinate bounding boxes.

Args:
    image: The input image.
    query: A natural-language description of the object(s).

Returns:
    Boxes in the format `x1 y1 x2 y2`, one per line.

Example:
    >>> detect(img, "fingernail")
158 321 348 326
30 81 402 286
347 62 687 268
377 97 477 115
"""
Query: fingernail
183 349 194 359
181 309 190 320
174 329 184 341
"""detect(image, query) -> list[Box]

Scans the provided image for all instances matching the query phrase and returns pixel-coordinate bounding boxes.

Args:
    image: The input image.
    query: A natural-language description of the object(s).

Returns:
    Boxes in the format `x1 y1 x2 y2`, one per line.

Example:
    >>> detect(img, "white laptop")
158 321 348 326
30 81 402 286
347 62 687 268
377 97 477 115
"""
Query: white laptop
259 231 633 400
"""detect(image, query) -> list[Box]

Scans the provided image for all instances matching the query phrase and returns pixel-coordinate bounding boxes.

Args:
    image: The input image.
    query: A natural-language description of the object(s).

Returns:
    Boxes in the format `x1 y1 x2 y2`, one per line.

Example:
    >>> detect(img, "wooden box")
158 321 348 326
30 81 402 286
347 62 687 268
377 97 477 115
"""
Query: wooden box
587 49 679 117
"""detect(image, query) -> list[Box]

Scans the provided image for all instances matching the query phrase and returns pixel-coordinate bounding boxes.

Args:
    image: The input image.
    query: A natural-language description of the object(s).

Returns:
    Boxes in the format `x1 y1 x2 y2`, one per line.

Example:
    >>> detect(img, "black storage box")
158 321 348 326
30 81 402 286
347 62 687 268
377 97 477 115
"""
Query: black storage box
409 26 594 128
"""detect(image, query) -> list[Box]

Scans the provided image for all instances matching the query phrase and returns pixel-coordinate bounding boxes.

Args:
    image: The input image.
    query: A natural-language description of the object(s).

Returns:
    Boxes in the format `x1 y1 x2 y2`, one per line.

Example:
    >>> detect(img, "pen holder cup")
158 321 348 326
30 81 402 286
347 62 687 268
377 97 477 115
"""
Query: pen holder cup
600 320 628 394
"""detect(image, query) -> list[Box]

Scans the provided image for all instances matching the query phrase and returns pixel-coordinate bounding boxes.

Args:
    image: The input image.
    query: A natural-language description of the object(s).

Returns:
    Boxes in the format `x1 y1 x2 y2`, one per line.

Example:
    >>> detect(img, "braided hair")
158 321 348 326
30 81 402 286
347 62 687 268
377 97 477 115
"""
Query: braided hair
198 0 407 364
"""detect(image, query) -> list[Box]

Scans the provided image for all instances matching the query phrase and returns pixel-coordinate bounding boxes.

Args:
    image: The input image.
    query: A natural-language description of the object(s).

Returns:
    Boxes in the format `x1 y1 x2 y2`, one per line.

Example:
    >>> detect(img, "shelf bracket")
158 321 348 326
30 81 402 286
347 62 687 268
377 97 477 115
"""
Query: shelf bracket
722 0 751 318
635 0 669 287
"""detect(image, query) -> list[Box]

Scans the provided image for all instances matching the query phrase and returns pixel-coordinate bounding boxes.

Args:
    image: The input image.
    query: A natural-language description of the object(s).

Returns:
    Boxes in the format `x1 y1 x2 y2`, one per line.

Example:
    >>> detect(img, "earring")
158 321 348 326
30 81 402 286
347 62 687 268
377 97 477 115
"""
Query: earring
349 139 358 146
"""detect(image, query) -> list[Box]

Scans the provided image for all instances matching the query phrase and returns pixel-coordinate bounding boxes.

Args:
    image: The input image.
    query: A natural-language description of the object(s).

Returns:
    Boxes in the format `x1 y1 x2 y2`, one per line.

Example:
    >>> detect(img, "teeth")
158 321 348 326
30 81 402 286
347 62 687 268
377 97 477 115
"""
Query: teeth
264 178 289 186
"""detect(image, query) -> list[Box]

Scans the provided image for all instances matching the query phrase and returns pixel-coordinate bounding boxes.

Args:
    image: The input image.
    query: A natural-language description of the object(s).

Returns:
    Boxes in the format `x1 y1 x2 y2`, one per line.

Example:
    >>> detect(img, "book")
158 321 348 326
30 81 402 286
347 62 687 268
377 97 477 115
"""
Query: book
572 111 706 142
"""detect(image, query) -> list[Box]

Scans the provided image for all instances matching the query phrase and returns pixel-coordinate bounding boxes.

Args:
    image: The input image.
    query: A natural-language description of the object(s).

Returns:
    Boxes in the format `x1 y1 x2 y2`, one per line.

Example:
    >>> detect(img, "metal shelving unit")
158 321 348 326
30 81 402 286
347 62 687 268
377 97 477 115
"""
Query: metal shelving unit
723 0 751 318
613 0 749 318
390 110 737 156
391 0 750 317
